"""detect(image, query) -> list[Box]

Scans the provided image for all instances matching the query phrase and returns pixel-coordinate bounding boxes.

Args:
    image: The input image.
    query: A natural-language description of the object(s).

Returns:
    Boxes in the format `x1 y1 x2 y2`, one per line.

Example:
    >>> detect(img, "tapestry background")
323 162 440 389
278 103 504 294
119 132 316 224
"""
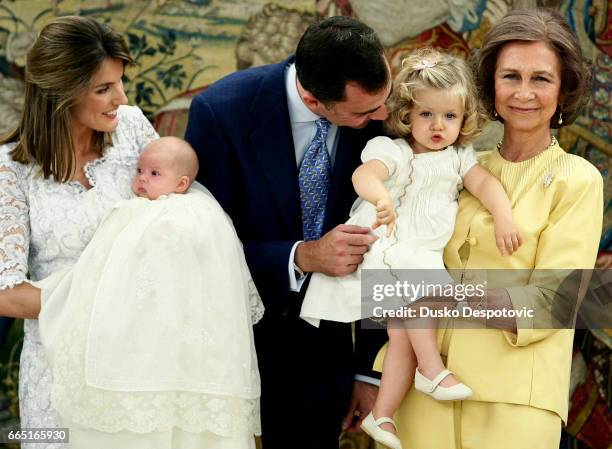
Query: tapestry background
0 1 610 448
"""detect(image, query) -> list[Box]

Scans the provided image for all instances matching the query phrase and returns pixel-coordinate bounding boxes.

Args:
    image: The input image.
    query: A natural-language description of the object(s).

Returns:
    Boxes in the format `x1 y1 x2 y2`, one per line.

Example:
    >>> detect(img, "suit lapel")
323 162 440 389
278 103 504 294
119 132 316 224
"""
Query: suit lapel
250 59 302 236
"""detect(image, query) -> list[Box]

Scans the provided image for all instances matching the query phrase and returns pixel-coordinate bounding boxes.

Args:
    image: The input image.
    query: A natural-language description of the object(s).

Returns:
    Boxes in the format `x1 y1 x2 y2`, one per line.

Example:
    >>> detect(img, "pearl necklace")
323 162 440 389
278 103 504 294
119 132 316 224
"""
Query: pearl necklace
497 136 558 188
496 136 558 160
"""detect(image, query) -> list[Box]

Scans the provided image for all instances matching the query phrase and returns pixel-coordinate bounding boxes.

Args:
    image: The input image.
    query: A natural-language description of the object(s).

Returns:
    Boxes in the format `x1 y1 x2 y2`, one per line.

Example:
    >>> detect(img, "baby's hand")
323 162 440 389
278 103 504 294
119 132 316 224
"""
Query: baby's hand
494 218 523 256
372 196 396 237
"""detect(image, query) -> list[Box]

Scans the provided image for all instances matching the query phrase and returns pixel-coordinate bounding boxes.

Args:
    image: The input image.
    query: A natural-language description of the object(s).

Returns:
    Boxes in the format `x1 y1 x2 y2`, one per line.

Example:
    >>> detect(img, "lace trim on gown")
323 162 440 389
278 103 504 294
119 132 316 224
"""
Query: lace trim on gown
248 278 265 325
52 297 261 436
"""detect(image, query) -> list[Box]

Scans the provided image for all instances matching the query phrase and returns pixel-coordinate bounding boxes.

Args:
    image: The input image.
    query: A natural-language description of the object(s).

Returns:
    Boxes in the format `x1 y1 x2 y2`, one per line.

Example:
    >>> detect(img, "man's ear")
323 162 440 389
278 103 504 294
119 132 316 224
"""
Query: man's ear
175 176 190 194
301 90 322 110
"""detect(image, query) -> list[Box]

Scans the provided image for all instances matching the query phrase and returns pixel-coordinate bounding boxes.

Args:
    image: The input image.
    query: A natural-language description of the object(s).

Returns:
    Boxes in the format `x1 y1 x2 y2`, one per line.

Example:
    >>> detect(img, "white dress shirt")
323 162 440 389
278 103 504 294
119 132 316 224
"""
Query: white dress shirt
285 63 339 292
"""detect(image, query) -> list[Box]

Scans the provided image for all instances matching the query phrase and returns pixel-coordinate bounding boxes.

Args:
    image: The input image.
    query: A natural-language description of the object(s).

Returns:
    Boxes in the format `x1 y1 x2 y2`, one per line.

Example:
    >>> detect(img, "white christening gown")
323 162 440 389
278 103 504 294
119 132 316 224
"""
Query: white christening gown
36 188 263 449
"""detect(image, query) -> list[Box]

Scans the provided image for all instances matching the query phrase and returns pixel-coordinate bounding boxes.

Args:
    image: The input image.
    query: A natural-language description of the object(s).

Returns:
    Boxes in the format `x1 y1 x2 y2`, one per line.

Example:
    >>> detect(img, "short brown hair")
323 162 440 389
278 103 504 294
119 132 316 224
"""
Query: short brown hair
0 16 133 182
295 16 389 104
476 8 591 129
384 47 486 146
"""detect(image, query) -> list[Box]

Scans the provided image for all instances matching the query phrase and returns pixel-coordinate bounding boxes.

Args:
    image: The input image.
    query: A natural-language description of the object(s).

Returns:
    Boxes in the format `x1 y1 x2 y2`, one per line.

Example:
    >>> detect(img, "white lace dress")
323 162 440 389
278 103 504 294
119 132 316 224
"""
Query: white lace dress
0 105 157 449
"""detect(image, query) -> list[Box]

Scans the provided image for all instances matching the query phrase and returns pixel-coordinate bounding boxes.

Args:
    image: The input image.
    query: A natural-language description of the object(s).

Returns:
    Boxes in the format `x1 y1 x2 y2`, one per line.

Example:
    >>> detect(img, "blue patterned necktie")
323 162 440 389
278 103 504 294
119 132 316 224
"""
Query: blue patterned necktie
298 118 331 241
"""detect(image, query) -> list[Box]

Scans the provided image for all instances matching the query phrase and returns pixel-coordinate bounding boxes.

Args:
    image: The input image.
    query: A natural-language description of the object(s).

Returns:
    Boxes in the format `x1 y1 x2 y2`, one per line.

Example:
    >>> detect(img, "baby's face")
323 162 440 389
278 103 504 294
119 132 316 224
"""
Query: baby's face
132 148 183 200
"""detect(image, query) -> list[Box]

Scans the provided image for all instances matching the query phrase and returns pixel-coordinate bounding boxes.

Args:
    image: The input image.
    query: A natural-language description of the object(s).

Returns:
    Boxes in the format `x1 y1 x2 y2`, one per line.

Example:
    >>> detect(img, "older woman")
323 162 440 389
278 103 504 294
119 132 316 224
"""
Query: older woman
374 9 603 449
0 16 158 448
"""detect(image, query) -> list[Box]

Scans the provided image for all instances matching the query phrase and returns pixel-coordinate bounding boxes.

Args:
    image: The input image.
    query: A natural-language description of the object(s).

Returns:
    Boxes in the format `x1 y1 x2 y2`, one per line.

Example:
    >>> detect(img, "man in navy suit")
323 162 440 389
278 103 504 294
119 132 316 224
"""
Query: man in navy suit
185 16 391 449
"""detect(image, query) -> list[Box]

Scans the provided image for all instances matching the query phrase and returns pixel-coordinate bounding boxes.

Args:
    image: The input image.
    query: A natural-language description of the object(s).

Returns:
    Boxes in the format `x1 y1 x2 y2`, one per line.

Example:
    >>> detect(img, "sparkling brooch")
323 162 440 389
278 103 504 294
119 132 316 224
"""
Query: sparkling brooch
543 171 554 188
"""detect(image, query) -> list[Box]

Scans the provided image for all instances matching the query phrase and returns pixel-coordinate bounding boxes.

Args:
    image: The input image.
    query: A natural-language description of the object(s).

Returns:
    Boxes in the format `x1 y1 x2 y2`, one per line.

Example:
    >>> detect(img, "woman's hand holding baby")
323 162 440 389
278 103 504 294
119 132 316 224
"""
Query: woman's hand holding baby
0 283 41 319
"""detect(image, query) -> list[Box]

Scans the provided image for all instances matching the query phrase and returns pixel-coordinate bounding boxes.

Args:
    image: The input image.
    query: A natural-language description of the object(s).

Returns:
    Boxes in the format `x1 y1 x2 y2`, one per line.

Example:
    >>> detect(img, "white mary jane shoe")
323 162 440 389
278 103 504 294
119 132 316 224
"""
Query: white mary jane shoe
414 368 473 401
360 411 403 449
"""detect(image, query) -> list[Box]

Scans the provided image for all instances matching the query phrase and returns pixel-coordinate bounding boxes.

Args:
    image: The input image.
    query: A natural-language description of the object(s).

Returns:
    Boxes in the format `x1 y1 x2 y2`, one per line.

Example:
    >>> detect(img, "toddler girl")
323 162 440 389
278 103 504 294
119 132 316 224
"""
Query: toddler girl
300 48 522 449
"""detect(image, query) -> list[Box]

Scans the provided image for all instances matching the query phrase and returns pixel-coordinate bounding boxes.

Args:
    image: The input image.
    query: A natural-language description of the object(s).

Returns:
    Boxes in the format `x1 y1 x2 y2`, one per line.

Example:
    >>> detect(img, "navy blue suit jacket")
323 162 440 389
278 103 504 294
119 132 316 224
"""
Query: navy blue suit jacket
185 58 385 381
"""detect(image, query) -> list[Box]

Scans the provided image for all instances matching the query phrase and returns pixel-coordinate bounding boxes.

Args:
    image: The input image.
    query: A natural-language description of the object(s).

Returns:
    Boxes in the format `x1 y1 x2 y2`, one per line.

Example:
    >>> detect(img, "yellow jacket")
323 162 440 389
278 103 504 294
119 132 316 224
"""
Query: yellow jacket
375 144 603 422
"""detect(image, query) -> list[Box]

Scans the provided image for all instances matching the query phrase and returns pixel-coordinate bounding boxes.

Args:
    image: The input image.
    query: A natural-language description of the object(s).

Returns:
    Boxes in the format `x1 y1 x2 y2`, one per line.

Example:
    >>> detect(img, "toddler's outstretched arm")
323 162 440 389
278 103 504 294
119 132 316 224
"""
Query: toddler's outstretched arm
352 160 395 236
0 283 41 318
463 165 523 255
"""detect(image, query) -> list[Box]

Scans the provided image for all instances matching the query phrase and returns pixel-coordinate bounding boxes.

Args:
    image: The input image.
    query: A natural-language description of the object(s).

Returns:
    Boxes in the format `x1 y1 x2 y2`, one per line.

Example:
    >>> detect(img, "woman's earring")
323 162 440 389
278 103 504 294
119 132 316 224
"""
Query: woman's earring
557 112 563 125
493 110 498 118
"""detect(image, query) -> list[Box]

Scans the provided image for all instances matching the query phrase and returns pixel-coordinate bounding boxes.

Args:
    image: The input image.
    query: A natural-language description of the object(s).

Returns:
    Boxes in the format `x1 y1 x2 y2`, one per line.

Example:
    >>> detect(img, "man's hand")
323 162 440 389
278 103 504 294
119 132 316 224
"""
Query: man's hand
341 380 378 433
596 252 612 269
295 224 377 276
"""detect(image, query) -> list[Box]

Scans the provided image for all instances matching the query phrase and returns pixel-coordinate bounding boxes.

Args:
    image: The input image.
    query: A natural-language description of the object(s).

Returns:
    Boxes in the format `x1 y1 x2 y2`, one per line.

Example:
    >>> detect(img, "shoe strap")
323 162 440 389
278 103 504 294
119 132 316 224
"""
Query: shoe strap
430 369 453 390
373 416 398 431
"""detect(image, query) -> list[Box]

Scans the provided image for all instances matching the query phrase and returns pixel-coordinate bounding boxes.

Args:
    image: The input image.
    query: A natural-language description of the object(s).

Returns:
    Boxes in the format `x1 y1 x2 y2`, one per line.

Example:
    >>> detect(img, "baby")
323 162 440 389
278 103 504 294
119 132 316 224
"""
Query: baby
132 136 200 199
0 136 263 448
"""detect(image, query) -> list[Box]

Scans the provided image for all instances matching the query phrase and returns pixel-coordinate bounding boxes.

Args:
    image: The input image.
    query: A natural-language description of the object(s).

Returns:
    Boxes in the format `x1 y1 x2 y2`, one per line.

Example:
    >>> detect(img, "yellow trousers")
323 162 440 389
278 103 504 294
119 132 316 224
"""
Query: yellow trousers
382 390 561 449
